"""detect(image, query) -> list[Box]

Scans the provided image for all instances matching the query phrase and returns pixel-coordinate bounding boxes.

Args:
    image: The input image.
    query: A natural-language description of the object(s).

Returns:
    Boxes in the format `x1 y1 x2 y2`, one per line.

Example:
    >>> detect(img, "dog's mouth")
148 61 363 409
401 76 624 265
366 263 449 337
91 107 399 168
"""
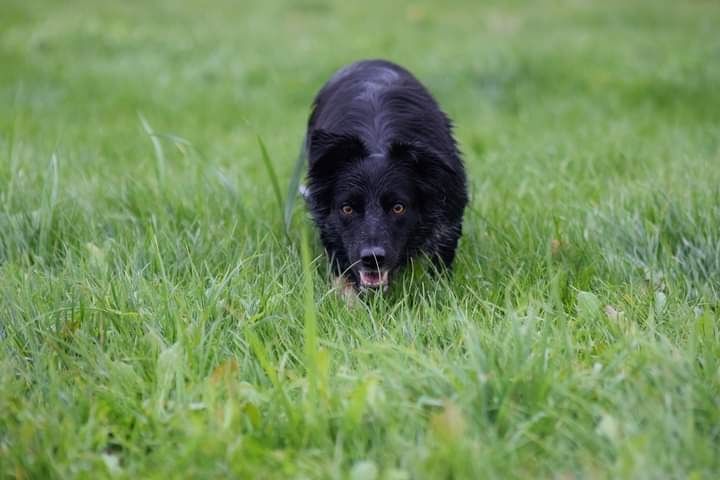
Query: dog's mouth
358 269 389 289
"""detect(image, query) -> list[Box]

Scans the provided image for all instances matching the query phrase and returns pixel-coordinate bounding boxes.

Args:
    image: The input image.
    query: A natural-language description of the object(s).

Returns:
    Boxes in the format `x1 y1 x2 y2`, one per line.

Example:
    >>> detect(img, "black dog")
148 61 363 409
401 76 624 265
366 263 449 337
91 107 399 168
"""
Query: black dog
304 59 467 291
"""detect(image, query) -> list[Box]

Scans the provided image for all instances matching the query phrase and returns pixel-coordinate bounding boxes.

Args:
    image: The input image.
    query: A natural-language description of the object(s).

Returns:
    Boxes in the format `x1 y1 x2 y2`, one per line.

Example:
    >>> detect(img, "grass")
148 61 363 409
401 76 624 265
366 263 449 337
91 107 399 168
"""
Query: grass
1 0 720 478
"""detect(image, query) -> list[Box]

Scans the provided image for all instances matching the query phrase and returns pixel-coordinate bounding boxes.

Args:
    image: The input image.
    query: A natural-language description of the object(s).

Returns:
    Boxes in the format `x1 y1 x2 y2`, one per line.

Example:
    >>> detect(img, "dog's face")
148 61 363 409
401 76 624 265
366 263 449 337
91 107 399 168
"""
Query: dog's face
306 129 464 291
307 131 437 290
328 158 421 289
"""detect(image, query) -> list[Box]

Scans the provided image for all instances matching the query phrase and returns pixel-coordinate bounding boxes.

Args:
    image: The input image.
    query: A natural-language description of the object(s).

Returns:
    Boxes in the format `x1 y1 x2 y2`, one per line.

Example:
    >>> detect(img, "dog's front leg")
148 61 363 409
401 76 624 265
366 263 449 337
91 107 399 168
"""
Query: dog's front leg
332 275 359 307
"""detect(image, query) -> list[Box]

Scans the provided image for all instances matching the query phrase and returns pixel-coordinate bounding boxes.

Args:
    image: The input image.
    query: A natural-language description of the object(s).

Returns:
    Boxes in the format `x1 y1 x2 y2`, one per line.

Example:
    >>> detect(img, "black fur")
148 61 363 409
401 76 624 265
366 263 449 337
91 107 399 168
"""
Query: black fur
304 59 468 289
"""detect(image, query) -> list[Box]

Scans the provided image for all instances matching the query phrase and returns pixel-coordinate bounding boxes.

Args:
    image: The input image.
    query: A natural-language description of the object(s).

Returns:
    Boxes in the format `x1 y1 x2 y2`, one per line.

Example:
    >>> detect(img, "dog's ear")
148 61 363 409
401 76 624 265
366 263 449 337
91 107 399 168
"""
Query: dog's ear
390 141 466 212
308 129 366 178
305 130 367 217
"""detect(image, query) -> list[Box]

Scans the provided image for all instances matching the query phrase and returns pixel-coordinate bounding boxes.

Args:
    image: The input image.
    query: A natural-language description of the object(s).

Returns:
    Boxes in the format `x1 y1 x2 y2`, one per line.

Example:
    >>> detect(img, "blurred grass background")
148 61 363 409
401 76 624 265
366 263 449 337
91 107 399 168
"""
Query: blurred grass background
1 0 720 478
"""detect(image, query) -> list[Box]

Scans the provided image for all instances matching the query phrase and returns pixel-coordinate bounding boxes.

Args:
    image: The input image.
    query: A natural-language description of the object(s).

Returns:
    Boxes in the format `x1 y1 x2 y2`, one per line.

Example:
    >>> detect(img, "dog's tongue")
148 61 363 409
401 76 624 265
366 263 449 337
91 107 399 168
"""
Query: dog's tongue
359 270 389 288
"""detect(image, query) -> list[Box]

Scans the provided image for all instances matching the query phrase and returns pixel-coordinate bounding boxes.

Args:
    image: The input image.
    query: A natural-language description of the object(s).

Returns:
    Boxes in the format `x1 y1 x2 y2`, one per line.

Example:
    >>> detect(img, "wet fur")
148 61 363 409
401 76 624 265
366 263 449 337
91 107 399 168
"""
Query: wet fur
304 59 468 288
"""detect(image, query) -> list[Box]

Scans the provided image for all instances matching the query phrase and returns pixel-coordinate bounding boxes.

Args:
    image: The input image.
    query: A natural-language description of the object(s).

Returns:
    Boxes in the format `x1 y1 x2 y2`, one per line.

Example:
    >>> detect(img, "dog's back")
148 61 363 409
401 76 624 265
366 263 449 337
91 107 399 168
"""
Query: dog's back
307 60 458 161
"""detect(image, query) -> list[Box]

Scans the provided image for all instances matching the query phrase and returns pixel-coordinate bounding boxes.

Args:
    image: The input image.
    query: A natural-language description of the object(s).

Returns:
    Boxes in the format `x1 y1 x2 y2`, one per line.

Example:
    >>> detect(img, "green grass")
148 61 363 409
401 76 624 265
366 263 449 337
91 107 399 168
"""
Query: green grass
1 0 720 478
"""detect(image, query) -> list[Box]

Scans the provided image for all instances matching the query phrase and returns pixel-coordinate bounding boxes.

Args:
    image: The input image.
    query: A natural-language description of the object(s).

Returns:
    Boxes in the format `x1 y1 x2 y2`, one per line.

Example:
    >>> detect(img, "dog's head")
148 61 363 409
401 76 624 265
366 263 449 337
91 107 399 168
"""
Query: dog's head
306 129 455 290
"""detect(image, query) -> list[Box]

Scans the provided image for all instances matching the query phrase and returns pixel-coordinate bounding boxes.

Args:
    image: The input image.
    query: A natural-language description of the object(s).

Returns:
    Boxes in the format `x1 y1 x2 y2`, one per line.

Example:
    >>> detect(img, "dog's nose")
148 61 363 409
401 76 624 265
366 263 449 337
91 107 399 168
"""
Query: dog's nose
360 246 386 269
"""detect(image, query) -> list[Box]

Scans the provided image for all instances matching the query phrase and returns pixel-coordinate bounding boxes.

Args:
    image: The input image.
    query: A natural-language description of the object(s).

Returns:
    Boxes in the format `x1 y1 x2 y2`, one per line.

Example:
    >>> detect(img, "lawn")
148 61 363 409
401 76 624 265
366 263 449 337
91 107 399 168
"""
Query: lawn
1 0 720 478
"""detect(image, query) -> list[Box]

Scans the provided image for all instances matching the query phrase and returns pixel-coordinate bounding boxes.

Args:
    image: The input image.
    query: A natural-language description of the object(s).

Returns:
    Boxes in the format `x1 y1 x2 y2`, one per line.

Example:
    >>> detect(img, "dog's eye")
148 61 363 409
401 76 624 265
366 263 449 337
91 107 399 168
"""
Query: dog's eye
341 204 354 215
392 203 406 215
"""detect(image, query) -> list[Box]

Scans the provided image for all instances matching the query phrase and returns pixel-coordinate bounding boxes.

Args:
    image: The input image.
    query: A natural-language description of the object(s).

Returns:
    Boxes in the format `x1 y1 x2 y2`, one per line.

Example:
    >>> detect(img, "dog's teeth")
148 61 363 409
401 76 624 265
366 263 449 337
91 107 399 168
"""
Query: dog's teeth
359 270 389 288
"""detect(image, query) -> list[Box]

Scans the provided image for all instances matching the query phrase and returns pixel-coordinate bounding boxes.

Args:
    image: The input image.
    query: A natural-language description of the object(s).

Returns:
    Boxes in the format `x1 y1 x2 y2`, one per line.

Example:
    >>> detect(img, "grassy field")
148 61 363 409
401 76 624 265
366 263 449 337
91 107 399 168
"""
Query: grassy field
2 0 720 478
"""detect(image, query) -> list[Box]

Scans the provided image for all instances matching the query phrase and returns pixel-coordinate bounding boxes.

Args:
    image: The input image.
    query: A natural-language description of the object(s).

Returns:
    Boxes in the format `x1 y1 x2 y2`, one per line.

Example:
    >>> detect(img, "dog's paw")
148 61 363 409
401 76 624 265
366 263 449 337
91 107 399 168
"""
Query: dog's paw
332 275 359 307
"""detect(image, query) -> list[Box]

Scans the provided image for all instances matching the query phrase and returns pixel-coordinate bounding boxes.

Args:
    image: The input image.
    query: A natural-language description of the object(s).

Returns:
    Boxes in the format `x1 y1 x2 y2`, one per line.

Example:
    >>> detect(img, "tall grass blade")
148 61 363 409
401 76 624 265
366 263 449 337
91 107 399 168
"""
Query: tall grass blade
245 328 298 427
38 153 59 257
284 139 307 234
301 224 319 399
139 113 166 186
257 135 284 215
